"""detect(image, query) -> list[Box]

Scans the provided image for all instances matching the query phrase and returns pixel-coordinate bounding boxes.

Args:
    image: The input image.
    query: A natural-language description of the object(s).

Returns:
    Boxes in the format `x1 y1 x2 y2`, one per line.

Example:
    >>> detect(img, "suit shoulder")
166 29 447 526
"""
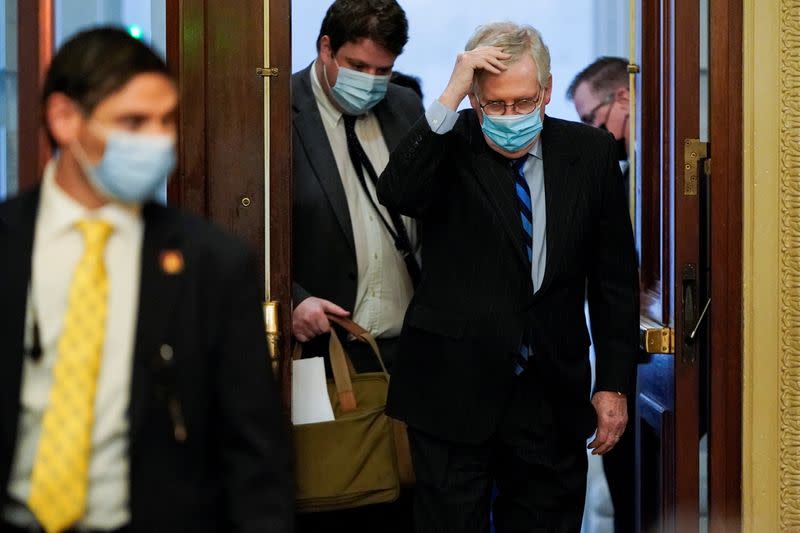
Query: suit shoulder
386 83 423 112
0 188 40 226
545 115 616 148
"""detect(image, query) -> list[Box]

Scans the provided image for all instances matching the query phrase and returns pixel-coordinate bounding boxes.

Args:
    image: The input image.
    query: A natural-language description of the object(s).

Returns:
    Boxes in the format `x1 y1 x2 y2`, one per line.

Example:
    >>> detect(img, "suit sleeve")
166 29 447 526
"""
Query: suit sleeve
292 281 311 307
377 114 454 219
217 245 293 533
587 136 640 395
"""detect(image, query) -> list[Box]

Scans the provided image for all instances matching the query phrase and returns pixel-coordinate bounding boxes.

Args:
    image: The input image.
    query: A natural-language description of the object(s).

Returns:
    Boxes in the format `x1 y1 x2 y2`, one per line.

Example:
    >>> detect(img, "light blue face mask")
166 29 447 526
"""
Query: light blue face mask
480 108 544 153
325 60 390 115
74 127 177 204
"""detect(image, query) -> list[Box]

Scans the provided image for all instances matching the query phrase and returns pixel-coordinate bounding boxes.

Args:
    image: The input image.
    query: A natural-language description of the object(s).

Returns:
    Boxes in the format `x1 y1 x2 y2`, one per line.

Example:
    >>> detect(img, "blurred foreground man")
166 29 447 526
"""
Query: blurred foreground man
0 27 292 533
378 22 639 533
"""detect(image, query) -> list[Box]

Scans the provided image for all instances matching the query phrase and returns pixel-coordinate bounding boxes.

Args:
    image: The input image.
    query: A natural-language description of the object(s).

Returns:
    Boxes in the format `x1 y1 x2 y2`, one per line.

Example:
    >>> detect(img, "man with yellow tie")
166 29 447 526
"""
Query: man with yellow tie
0 28 292 533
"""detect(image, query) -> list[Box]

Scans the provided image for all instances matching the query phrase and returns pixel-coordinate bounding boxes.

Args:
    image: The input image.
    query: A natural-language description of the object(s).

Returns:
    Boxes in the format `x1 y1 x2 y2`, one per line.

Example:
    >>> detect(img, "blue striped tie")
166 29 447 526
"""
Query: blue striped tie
511 156 532 375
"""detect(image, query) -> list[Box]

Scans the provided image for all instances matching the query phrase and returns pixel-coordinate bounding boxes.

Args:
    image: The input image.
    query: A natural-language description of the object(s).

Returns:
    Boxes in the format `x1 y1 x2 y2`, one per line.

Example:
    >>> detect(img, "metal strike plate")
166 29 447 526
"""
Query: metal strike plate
639 315 675 354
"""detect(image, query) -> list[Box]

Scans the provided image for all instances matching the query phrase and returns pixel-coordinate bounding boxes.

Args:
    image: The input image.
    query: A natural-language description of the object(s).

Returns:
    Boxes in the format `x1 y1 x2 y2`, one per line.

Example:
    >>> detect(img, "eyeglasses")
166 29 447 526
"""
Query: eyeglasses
478 92 543 116
579 94 614 125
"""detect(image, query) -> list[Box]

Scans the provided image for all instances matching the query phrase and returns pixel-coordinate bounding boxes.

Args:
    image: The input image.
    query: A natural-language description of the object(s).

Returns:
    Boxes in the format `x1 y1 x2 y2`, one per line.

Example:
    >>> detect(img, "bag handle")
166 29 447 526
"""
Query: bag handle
327 315 388 376
291 315 390 414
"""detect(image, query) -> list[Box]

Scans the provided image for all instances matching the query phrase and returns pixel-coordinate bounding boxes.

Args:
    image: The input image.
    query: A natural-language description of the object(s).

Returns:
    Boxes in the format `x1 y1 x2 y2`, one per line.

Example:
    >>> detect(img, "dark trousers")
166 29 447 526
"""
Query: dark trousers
295 489 413 533
407 375 589 533
602 393 636 533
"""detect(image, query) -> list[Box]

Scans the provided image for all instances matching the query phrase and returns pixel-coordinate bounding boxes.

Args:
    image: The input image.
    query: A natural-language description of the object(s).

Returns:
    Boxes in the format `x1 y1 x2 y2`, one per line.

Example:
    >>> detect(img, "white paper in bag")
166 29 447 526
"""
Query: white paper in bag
291 357 335 425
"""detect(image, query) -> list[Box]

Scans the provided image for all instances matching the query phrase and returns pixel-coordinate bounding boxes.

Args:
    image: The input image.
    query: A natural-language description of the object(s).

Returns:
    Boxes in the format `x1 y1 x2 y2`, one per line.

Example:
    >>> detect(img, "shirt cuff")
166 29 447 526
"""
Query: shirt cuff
425 100 459 134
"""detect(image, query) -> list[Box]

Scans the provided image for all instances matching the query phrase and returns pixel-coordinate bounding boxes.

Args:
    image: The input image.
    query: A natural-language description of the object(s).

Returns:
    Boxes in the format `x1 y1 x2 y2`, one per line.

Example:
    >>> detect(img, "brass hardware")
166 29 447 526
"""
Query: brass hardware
683 139 709 196
264 301 280 377
256 67 279 78
241 197 252 208
640 315 674 354
627 63 640 74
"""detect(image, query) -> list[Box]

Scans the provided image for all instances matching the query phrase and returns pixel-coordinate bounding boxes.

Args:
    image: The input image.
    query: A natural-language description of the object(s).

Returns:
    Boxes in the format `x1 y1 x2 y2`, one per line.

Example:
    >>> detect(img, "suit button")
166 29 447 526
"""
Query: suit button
160 344 174 362
348 272 356 281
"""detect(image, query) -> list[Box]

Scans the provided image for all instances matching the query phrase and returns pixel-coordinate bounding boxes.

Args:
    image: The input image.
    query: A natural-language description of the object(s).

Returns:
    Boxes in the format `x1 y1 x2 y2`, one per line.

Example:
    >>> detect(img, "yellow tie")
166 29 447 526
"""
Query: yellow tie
28 219 113 533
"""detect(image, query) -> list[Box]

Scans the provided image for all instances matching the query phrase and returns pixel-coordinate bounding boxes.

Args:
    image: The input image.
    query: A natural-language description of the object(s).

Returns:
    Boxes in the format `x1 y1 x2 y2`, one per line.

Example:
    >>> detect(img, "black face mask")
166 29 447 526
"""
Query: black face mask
598 121 629 161
615 136 628 161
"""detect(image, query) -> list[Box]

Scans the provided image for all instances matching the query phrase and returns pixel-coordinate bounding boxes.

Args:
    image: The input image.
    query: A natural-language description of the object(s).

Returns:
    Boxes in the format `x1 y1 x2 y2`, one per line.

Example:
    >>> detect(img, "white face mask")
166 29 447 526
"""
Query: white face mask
72 123 176 204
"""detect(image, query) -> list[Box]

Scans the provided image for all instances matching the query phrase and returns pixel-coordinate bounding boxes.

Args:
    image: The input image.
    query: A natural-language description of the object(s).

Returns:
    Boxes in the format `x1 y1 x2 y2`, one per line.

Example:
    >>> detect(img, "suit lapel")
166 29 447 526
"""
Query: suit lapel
0 190 39 469
129 204 185 440
539 117 581 293
473 151 531 269
293 65 356 255
373 88 409 152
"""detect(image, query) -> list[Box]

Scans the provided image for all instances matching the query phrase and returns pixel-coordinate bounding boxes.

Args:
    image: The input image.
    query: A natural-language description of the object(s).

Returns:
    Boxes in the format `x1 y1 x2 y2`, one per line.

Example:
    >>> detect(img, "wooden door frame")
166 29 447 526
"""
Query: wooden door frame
637 0 742 529
16 0 52 191
707 0 742 529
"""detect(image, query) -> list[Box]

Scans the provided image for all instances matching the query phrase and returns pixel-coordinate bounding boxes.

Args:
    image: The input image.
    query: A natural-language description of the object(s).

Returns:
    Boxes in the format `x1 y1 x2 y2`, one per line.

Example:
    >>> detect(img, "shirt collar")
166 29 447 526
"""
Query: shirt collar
37 156 143 243
311 59 344 127
528 137 543 160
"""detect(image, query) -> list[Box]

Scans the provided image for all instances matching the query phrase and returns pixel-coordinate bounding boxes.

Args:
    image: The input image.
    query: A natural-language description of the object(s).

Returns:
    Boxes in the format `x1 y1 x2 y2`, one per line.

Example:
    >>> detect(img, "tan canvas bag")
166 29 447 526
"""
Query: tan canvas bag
293 316 414 513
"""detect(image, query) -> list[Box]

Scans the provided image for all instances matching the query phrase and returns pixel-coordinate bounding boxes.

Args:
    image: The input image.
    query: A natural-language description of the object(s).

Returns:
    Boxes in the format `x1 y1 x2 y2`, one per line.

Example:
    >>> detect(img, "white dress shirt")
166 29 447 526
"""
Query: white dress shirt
310 62 416 337
4 159 143 530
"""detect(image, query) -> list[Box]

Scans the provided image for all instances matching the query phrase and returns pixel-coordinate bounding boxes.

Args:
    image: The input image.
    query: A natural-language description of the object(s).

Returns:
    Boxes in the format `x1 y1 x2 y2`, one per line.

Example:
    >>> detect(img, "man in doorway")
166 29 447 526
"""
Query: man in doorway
568 56 637 533
291 0 423 531
0 27 292 533
567 57 631 196
291 0 423 366
378 22 639 532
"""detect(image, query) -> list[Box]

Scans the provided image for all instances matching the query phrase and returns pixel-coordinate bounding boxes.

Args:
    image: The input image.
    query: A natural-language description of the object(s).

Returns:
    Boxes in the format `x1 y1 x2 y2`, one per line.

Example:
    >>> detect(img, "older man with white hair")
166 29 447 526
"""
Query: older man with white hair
377 22 639 532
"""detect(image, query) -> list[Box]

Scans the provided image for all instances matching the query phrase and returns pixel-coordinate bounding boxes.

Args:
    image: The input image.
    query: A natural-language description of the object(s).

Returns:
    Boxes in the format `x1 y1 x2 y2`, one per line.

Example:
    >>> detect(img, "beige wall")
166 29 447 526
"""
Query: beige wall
742 0 800 530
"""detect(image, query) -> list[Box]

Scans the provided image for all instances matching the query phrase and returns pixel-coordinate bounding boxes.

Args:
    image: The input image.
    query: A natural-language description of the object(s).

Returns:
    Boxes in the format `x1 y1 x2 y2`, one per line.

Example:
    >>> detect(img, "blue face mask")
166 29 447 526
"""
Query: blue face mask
480 108 544 153
325 60 390 115
74 126 177 204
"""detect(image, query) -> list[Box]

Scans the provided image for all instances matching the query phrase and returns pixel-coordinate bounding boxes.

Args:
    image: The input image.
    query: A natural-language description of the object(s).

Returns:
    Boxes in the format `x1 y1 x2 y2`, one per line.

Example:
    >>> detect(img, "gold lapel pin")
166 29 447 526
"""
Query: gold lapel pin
160 249 184 275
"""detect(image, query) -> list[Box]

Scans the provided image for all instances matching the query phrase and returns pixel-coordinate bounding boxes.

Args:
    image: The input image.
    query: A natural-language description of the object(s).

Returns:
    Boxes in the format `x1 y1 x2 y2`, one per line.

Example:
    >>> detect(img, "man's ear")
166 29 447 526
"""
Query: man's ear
468 92 479 111
45 93 82 148
615 86 630 105
319 35 333 61
542 76 553 106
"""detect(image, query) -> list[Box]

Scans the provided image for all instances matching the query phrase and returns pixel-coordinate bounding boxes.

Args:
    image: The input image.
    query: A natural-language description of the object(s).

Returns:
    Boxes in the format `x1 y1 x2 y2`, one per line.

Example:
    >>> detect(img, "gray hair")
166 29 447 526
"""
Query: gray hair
465 22 551 91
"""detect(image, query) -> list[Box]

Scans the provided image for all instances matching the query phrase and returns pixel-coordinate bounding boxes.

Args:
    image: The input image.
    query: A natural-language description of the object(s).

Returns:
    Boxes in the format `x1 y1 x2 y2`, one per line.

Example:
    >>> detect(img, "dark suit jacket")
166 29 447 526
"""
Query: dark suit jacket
291 63 424 315
377 111 639 444
0 189 293 532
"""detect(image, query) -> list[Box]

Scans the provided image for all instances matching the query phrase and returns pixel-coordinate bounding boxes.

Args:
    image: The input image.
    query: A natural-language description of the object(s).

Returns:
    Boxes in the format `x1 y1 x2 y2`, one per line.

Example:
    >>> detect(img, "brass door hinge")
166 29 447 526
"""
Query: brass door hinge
257 67 279 78
683 139 710 196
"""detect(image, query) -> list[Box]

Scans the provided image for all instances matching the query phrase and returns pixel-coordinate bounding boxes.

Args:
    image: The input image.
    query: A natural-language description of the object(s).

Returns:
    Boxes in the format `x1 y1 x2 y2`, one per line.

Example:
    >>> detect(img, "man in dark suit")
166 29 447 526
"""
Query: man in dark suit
568 56 637 533
0 28 292 533
291 0 423 370
291 1 422 531
378 22 639 532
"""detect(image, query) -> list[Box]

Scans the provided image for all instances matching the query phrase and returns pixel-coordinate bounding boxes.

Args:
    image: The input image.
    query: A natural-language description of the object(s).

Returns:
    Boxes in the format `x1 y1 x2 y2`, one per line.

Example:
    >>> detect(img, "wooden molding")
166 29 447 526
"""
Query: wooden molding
779 0 800 528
